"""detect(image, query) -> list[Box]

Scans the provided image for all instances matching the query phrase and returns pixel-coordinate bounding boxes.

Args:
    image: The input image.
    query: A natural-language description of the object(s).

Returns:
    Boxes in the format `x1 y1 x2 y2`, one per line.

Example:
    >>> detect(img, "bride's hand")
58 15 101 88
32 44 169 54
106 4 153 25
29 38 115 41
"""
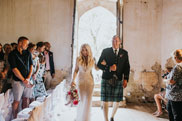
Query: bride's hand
71 81 76 87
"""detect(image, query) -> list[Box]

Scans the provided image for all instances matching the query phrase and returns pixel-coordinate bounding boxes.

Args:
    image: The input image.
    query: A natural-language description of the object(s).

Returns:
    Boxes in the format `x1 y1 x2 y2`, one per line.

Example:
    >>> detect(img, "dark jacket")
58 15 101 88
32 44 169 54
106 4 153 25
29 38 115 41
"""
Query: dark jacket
47 51 55 76
0 52 4 61
97 47 130 81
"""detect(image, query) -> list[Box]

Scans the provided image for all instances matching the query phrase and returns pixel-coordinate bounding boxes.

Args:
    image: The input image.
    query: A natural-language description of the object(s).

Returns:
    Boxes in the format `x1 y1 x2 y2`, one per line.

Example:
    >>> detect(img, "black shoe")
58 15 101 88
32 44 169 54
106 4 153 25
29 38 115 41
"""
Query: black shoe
110 117 114 121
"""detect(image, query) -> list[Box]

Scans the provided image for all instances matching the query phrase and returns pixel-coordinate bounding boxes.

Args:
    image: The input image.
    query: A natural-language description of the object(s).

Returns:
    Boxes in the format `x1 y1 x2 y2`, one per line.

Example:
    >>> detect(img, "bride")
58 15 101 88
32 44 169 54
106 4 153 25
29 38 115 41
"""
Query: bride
71 44 103 121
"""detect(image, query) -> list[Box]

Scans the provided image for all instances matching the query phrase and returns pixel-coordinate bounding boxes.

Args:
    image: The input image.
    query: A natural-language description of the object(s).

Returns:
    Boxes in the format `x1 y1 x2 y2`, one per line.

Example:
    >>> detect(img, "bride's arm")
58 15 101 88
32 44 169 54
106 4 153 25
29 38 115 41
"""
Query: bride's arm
94 58 99 70
71 58 79 85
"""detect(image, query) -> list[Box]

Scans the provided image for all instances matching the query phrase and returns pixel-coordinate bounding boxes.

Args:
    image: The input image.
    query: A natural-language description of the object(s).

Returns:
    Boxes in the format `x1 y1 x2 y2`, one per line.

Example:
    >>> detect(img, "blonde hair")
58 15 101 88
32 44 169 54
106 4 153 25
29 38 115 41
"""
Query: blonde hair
77 44 94 68
173 49 182 61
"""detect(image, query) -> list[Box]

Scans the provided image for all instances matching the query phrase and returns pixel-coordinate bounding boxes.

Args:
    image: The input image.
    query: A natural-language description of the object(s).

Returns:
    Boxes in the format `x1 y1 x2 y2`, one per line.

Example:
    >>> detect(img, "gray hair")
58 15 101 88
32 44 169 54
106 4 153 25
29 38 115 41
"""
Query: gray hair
112 35 121 40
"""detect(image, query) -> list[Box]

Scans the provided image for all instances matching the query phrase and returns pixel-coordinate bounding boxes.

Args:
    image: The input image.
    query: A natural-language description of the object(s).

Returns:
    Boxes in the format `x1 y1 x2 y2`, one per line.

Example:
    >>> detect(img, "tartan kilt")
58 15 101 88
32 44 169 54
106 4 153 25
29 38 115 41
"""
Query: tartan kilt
101 79 123 102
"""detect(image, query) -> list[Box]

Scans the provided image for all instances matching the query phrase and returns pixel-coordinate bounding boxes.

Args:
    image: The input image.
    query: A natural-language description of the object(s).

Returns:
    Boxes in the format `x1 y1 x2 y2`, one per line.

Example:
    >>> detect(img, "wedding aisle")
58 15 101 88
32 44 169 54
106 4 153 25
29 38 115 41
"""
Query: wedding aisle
46 80 168 121
53 106 168 121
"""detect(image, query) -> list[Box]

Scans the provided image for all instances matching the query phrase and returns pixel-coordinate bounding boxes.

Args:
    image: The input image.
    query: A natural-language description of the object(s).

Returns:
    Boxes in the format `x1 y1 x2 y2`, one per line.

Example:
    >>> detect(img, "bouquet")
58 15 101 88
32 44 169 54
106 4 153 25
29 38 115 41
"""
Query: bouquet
65 85 79 106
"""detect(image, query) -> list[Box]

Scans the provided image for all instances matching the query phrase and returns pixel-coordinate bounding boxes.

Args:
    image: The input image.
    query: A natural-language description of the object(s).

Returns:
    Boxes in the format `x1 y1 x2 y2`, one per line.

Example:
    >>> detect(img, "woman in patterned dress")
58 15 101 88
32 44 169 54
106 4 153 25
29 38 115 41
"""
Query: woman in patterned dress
34 42 47 98
166 49 182 121
28 43 39 102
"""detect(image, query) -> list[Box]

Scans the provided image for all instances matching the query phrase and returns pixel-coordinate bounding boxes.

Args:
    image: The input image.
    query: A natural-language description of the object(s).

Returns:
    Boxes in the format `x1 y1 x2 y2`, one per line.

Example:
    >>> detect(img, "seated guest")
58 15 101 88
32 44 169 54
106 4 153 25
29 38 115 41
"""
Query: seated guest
44 42 55 90
153 66 173 117
166 49 182 121
8 36 33 119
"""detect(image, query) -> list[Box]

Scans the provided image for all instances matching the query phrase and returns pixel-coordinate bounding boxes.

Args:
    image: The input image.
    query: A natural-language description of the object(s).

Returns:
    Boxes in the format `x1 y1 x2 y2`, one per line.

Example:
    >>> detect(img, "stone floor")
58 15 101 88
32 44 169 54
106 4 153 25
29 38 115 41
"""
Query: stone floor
54 103 168 121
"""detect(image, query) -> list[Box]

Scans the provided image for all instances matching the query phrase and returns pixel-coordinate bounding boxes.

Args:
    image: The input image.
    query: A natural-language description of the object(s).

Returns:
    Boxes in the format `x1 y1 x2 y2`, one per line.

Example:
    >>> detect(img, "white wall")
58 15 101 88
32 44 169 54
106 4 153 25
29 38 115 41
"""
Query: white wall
0 0 74 71
161 0 182 69
124 0 163 72
123 0 163 102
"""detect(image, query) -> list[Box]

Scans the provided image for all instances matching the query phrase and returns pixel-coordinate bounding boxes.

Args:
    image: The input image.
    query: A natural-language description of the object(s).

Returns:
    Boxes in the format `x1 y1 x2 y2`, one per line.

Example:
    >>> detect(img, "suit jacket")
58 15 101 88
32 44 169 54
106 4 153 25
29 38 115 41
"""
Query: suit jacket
44 51 55 76
97 47 130 82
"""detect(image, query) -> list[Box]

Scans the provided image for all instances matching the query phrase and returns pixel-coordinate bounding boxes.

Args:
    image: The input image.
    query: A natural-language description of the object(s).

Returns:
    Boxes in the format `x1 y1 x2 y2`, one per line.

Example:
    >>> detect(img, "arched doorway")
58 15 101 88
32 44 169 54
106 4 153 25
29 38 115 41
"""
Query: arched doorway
72 6 117 84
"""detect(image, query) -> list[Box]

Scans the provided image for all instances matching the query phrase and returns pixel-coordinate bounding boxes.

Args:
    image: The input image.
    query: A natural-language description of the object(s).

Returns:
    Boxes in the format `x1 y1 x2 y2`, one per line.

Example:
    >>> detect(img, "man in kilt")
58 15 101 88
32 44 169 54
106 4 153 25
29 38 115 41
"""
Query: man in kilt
97 35 130 121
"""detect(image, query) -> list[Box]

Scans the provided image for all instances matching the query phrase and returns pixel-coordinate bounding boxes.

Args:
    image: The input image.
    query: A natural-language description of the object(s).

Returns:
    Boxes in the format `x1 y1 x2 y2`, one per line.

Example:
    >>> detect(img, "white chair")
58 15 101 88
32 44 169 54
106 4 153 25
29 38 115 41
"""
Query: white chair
2 89 14 121
28 103 44 121
17 108 33 119
0 93 5 121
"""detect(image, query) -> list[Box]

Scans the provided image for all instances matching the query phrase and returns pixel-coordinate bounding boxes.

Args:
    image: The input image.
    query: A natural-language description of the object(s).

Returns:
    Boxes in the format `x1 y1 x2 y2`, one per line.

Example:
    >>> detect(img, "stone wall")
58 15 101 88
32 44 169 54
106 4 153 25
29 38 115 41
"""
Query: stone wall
0 0 74 85
123 0 163 102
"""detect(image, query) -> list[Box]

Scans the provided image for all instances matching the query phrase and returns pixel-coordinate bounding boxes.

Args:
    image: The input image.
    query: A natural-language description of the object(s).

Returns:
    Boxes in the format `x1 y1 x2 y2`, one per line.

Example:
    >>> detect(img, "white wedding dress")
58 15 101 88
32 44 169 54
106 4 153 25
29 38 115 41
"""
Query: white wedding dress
75 64 94 121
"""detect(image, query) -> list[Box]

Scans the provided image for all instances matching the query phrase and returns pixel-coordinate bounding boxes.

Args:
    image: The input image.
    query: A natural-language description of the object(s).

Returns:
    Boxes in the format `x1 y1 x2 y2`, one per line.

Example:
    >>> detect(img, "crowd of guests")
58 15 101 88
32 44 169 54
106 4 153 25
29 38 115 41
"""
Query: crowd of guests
1 36 182 121
0 36 55 119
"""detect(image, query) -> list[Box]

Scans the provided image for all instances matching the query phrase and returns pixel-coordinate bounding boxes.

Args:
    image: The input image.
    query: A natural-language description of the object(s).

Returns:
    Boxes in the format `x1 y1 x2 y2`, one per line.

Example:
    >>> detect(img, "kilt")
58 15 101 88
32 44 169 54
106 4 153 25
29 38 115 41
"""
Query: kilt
101 79 123 102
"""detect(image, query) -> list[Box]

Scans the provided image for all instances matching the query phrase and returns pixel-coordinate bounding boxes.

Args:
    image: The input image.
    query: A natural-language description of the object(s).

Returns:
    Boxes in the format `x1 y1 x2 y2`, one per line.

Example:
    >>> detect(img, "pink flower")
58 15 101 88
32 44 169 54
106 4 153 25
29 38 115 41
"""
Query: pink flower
74 89 78 93
68 91 71 95
73 100 78 105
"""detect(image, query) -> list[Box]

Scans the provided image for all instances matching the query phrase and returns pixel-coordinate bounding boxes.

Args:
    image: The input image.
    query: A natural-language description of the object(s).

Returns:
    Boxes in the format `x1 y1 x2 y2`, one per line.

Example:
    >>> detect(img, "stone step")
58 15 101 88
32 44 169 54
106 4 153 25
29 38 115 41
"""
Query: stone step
94 84 101 88
93 88 101 97
92 97 101 107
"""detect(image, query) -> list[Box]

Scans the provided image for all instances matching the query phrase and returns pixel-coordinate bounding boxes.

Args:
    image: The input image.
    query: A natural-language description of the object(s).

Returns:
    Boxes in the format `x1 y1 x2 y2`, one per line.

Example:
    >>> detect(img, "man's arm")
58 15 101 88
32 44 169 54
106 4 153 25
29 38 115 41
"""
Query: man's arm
27 53 33 79
50 52 55 78
97 50 109 71
12 68 26 82
123 52 130 82
26 65 33 79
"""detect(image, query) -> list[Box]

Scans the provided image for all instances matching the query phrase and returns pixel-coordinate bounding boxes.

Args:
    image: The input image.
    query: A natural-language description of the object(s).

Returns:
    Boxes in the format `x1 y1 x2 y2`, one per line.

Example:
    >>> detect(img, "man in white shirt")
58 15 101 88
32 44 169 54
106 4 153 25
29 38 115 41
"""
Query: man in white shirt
44 42 55 90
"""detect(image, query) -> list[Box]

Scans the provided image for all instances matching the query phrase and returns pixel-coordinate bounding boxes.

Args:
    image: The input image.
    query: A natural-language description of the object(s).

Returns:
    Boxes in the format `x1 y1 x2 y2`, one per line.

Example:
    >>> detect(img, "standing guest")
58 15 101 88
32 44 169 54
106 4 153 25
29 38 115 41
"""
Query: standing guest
3 44 12 68
0 69 8 92
33 42 47 98
44 42 55 90
1 44 13 93
11 42 18 50
0 43 4 72
25 43 39 104
8 36 33 119
34 54 47 98
0 43 5 93
97 35 130 121
166 49 182 121
0 43 4 61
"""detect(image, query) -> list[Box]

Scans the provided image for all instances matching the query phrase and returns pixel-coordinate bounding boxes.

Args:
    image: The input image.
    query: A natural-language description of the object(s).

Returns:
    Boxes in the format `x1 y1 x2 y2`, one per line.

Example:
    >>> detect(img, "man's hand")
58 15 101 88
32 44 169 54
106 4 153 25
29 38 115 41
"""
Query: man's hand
110 64 117 71
23 79 29 88
123 79 127 88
